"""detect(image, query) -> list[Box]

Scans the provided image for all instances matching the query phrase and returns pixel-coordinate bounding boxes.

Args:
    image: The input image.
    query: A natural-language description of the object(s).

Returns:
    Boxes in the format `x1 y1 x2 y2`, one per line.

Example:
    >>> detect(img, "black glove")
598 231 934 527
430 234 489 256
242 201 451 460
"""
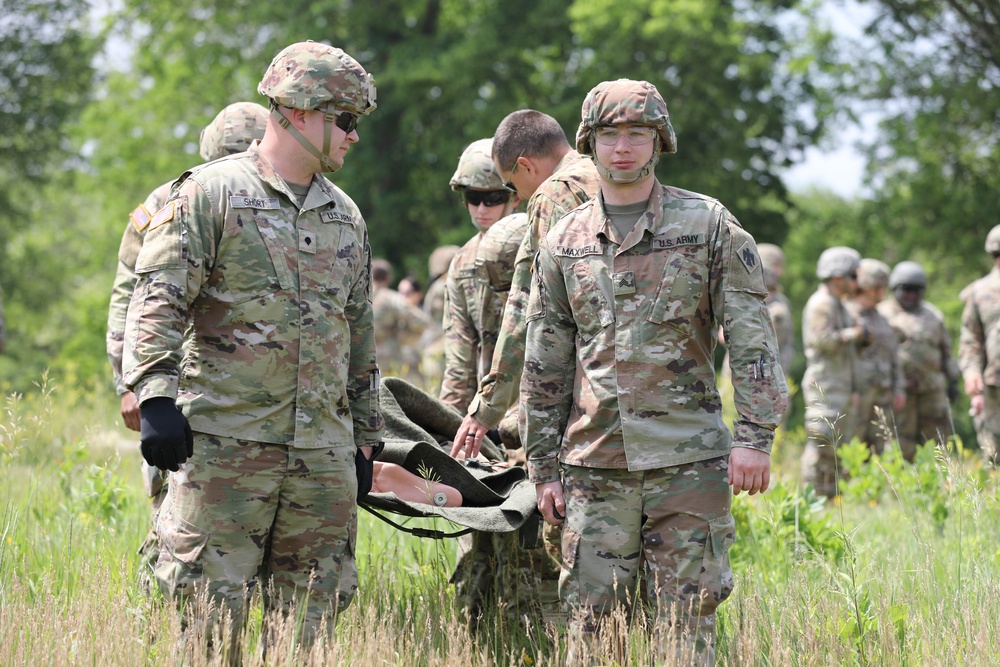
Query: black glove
947 378 959 403
139 397 194 472
355 441 384 501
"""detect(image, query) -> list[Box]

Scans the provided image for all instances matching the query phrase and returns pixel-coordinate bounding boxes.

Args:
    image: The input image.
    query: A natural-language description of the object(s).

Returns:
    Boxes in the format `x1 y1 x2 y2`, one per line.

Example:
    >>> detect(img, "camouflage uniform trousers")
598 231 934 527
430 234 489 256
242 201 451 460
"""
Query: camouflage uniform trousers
974 386 1000 467
559 458 735 665
452 433 561 633
896 388 953 461
153 433 358 651
138 460 170 589
849 386 896 456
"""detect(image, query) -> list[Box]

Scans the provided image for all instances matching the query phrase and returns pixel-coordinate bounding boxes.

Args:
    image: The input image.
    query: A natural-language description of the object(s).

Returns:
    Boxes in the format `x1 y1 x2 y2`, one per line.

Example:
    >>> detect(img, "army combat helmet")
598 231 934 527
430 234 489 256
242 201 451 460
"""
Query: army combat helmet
450 138 516 230
476 213 529 294
985 225 1000 254
888 261 927 290
816 246 860 280
257 41 377 173
857 258 891 290
198 102 268 162
576 78 677 184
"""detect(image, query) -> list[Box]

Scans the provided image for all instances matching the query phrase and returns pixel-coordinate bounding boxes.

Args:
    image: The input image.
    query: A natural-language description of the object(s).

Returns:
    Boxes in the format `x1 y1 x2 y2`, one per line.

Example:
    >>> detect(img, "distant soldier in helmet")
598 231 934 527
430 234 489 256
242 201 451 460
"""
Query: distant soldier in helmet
107 102 268 513
122 41 382 651
878 261 958 459
451 109 601 457
519 79 787 664
420 244 460 394
959 224 1000 467
439 138 520 412
371 257 430 385
846 259 906 453
801 246 864 495
758 243 796 380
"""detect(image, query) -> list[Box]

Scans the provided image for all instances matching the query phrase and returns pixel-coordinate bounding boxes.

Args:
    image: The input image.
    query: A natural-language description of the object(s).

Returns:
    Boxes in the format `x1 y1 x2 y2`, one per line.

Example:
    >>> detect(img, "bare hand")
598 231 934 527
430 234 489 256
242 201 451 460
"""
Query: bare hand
729 447 771 496
893 393 906 413
965 374 985 398
121 391 141 432
535 480 566 526
451 414 489 458
971 394 985 417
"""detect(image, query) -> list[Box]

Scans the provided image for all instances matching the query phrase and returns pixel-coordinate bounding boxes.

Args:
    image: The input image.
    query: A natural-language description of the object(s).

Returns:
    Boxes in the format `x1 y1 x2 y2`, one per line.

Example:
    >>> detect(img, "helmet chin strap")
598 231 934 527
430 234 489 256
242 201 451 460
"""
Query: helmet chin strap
270 104 342 173
592 134 660 184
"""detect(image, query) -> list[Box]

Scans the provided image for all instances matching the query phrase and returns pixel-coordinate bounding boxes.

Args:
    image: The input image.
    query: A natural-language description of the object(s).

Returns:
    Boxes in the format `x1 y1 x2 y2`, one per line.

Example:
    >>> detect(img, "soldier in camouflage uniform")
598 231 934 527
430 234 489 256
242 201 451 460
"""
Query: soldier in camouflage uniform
438 138 529 627
107 102 267 516
879 261 958 459
845 259 905 454
451 110 601 457
959 225 1000 467
440 138 520 411
372 258 430 386
520 79 787 663
801 247 863 496
420 244 459 395
122 41 383 652
758 243 796 380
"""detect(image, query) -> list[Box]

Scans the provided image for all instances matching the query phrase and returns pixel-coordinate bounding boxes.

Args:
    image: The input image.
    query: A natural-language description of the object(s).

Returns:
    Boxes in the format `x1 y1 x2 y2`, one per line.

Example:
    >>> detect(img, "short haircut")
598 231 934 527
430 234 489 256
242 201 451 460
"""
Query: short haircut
371 258 393 284
492 110 570 172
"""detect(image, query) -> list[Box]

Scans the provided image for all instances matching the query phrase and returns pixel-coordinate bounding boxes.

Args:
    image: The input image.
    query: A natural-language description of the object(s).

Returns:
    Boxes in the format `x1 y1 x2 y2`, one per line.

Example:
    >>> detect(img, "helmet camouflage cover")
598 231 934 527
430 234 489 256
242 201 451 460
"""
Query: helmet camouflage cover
429 245 460 279
257 41 377 115
986 224 1000 254
889 260 927 289
856 258 890 290
816 246 861 280
476 213 529 293
199 102 268 162
575 78 678 156
450 138 505 191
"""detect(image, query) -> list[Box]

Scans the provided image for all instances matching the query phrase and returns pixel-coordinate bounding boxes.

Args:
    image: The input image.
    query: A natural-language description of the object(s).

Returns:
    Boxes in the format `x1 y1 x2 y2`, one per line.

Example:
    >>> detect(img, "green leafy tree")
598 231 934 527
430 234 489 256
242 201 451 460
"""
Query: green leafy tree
0 0 100 388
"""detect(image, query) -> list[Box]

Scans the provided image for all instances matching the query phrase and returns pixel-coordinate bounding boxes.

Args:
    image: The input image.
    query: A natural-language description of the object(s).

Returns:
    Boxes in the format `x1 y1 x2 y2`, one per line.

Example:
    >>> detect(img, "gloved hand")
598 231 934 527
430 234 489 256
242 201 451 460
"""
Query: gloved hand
139 397 194 472
947 378 959 403
355 441 384 501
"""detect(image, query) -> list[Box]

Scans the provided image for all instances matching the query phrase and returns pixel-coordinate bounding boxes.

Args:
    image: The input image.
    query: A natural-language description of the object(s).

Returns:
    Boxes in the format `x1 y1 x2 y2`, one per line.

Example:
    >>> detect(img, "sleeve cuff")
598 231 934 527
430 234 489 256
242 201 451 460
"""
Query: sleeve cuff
468 394 504 429
132 374 179 405
527 455 560 484
732 420 775 455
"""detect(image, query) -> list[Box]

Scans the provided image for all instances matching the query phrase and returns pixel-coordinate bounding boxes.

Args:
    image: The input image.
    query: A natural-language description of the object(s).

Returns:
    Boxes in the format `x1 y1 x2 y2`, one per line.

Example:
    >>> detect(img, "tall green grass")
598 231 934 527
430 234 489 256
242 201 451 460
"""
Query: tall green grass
2 377 999 665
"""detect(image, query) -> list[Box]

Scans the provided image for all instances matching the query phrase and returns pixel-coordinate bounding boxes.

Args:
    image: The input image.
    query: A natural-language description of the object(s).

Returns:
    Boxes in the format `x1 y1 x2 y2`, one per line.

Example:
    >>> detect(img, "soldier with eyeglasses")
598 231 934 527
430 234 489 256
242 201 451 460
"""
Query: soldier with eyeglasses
519 79 786 664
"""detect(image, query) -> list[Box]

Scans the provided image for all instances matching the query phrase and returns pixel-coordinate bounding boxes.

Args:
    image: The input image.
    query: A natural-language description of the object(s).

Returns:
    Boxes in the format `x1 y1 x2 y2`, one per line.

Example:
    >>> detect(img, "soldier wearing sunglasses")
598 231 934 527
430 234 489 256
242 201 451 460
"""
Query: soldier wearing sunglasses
122 41 382 654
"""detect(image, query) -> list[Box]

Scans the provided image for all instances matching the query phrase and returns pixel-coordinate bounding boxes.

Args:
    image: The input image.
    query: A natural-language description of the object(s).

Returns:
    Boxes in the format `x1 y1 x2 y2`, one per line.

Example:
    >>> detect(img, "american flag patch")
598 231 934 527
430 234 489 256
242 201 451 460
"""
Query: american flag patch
130 204 152 231
149 201 176 230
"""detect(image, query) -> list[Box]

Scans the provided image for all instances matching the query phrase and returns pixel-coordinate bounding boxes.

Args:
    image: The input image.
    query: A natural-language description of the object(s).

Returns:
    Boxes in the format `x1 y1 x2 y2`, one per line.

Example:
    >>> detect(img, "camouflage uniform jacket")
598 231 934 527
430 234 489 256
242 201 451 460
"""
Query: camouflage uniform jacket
959 267 1000 387
107 181 172 395
467 150 600 427
123 143 383 449
440 232 484 411
801 284 858 420
422 277 448 338
440 213 529 413
768 290 796 379
845 300 904 395
521 183 787 484
878 298 959 395
373 285 429 374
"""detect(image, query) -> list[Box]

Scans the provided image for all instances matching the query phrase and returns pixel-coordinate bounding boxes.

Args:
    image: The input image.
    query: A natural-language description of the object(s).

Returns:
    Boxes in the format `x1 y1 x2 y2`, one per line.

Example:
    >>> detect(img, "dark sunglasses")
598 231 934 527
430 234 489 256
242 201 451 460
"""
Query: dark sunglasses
463 189 511 207
327 108 360 134
898 284 925 292
846 272 858 280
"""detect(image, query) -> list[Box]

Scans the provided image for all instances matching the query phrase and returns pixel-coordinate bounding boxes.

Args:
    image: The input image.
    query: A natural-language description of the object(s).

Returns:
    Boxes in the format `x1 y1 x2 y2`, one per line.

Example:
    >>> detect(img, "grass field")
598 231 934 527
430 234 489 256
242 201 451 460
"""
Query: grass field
2 377 999 666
